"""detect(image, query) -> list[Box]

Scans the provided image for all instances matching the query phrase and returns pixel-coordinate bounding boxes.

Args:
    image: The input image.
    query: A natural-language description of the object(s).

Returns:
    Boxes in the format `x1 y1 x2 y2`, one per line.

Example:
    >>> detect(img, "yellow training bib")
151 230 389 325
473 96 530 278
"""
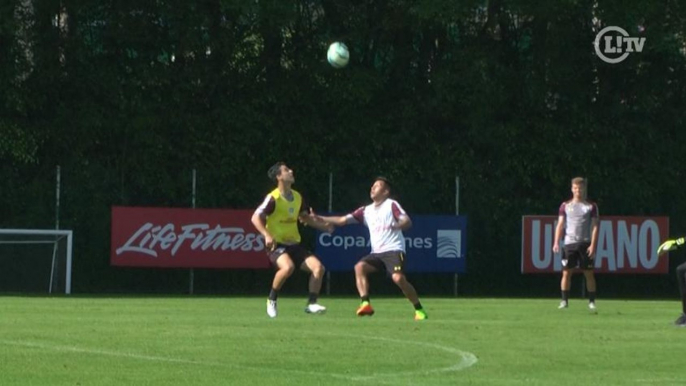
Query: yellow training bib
265 189 302 244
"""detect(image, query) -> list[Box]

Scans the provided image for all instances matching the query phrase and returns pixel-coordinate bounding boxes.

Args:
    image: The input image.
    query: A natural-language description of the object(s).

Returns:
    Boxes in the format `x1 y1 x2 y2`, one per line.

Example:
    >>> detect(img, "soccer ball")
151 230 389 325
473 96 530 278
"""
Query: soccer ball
327 42 349 69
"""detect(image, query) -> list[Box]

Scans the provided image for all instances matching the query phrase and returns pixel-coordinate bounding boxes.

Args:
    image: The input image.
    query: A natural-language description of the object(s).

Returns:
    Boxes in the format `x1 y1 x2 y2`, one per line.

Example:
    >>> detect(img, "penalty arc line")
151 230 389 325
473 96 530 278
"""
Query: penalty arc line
0 339 334 380
0 334 477 382
319 332 478 382
0 339 219 366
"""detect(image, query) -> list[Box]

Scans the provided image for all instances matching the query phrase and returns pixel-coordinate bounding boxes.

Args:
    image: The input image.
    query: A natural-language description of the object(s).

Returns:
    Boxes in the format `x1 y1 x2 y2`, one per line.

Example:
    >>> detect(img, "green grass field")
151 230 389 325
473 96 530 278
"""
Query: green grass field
0 296 683 385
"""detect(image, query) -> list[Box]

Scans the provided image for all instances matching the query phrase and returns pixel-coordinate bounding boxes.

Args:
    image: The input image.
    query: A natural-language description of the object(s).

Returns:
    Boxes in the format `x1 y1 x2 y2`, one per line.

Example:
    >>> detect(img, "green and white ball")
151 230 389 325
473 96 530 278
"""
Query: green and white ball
327 42 349 69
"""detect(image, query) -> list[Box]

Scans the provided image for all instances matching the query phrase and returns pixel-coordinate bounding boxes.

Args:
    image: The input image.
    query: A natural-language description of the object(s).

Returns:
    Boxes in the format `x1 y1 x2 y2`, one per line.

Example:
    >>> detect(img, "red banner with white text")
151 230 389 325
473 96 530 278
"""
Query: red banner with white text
111 206 269 268
521 216 669 274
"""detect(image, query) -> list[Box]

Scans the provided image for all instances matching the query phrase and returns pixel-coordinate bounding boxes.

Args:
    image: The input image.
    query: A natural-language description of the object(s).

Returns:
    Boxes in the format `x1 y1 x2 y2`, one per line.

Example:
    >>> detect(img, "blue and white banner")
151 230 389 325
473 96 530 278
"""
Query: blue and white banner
316 215 467 273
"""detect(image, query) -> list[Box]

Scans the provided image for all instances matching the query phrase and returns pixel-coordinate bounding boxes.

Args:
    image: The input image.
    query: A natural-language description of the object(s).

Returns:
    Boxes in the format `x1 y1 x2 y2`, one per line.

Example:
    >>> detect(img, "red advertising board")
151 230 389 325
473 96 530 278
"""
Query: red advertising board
521 216 669 274
111 206 269 268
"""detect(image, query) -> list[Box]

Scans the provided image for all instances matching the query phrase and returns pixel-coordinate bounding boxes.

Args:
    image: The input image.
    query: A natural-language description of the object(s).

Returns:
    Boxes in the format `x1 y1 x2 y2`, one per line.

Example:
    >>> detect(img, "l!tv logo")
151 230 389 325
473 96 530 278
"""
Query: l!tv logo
594 26 646 64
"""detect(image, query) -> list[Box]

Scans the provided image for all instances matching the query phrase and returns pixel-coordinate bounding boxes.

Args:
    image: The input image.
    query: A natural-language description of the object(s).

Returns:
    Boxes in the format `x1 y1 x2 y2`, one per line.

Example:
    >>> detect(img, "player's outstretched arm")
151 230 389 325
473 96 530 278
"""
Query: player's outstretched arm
310 209 350 227
299 209 335 233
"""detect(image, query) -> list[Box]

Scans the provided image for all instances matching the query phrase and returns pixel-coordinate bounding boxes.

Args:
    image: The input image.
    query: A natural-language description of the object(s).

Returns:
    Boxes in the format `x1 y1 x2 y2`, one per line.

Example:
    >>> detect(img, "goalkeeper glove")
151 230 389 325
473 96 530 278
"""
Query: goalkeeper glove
656 237 685 255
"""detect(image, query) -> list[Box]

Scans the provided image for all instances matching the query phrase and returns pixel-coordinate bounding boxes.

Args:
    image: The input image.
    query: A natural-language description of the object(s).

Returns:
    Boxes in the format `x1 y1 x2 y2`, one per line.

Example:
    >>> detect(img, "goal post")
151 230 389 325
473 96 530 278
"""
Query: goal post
0 229 73 294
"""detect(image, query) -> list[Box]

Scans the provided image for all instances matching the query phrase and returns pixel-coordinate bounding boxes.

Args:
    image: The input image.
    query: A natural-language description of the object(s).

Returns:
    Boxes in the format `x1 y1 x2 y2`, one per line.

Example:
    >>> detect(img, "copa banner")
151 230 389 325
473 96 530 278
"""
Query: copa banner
316 215 467 273
521 215 669 274
111 206 269 268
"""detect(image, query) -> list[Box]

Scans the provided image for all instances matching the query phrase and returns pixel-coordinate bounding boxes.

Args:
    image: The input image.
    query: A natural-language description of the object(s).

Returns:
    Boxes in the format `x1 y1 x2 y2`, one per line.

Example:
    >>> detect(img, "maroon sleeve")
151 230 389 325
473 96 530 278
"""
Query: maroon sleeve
255 195 275 218
558 202 566 217
351 207 365 223
590 202 599 218
391 202 405 220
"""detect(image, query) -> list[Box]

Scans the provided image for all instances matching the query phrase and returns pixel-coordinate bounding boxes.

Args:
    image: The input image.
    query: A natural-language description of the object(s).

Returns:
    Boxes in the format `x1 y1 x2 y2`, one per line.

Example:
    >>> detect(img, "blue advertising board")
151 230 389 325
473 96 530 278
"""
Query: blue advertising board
316 215 467 273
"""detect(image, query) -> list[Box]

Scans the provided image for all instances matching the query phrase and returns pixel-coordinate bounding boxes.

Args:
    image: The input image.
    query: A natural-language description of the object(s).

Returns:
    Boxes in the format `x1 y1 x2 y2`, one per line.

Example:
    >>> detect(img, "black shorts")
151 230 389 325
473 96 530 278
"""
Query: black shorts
562 242 594 270
360 251 406 275
267 244 313 267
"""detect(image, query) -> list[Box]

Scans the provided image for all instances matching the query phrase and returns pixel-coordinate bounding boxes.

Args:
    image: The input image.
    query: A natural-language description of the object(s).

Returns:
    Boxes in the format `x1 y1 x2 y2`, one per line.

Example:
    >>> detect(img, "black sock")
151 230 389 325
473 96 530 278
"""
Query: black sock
588 291 596 303
308 292 318 304
268 288 278 301
562 290 569 302
682 296 686 314
361 295 370 303
413 302 423 311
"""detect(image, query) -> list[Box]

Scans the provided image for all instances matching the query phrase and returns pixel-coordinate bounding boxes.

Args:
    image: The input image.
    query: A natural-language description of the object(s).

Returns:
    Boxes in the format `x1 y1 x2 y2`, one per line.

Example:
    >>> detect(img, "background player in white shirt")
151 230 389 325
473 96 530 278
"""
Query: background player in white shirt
316 177 428 320
553 177 599 311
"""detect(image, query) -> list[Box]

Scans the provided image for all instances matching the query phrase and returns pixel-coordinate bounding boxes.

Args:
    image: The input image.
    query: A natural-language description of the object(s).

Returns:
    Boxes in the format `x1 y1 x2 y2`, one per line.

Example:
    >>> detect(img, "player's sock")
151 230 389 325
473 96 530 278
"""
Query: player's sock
361 295 370 304
413 302 423 311
269 288 278 301
561 290 569 302
308 292 318 305
682 296 686 314
588 291 596 303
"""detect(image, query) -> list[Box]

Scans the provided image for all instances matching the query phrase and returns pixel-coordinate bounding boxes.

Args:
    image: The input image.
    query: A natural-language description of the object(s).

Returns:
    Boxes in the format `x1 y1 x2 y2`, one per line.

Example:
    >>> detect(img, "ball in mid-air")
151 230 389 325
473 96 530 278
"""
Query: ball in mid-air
327 42 349 68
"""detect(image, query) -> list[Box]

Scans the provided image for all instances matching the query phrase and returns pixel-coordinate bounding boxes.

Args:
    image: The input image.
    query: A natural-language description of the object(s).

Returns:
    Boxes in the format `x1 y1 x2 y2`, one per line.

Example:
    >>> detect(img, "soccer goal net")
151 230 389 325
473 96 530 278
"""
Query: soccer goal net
0 229 73 294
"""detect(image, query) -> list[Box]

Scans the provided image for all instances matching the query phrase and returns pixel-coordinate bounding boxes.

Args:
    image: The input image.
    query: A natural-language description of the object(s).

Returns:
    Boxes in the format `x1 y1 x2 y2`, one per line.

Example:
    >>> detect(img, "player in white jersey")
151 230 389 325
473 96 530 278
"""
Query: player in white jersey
315 177 428 320
552 177 599 311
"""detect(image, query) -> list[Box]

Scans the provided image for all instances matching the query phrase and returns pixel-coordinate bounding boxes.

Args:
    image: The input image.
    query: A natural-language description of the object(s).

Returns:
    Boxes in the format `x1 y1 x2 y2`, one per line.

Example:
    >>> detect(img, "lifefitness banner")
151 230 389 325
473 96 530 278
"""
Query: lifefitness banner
111 206 269 268
521 215 669 274
316 215 467 273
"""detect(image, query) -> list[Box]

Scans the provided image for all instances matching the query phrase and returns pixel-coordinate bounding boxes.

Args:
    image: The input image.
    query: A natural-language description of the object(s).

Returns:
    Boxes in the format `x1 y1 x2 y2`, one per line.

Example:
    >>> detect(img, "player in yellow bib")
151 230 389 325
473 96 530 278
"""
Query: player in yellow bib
251 162 333 318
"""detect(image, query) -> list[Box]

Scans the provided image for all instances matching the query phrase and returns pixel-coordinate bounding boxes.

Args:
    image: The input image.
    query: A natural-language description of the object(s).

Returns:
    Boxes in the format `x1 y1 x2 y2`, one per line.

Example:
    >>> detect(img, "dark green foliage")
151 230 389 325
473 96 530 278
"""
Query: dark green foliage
1 0 685 296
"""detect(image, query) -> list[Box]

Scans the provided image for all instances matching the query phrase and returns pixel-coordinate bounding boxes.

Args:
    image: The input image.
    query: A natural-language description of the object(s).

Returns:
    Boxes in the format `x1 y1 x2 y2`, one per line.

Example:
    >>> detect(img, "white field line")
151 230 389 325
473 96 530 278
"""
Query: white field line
1 334 477 383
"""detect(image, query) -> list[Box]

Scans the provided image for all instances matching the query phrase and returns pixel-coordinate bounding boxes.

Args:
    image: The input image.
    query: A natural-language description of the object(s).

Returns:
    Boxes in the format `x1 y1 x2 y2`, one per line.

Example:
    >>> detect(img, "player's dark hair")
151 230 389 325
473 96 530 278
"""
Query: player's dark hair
268 162 285 182
374 176 392 193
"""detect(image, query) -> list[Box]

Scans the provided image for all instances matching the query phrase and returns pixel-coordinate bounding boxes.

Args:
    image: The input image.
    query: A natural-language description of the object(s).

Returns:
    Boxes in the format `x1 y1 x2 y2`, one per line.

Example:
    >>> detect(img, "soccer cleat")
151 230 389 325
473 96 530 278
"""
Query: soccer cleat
356 302 375 317
588 302 597 312
414 309 428 320
267 299 277 318
558 301 568 309
674 313 686 327
305 303 327 314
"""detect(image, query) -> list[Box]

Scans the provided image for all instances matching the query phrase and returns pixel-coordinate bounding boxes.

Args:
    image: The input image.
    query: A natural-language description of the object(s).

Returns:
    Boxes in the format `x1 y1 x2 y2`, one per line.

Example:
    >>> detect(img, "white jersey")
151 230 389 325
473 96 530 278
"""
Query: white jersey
346 199 408 254
559 200 599 245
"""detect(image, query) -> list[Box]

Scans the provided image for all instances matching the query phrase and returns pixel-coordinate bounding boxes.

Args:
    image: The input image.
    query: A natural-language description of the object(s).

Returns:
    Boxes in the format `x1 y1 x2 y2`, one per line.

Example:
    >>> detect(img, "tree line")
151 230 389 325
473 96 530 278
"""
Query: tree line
1 0 685 296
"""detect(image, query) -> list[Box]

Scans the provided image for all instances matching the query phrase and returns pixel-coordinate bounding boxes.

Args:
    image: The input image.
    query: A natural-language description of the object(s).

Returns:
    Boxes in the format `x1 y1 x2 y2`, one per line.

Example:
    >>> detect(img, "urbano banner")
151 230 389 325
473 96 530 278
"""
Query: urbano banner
111 206 269 268
521 215 669 274
316 215 467 273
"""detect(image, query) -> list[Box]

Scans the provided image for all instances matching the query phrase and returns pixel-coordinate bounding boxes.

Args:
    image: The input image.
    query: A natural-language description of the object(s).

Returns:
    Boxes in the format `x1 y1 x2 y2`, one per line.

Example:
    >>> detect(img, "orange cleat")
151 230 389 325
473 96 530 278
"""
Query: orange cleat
356 302 375 317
